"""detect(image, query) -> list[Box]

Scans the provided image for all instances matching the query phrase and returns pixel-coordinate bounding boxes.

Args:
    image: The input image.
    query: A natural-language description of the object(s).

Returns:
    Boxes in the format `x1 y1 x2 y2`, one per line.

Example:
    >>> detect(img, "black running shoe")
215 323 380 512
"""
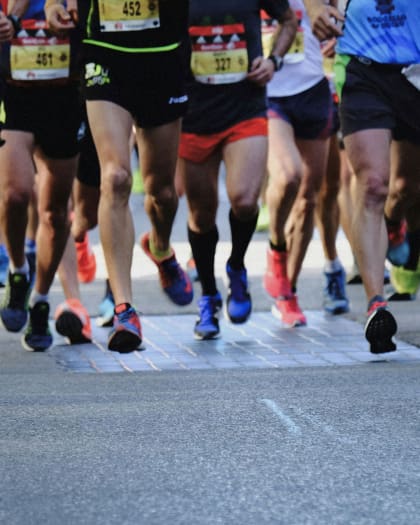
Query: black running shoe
22 301 53 352
364 297 397 354
0 271 32 332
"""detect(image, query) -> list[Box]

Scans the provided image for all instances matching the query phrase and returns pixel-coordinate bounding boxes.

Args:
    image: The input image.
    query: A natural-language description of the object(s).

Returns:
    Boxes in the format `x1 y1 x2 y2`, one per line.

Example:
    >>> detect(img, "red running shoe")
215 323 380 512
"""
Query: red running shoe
263 248 291 299
54 298 92 344
272 294 307 327
76 233 96 283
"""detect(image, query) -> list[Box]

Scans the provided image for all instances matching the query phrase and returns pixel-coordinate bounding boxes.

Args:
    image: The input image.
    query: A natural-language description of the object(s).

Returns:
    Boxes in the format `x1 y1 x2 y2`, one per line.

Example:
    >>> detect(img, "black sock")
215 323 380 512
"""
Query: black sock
270 240 287 252
188 226 219 296
227 208 258 271
404 229 420 271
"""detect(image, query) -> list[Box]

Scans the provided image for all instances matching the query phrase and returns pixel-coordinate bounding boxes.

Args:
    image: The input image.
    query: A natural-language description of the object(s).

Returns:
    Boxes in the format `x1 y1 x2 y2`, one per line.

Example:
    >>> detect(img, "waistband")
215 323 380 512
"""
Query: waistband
353 56 408 71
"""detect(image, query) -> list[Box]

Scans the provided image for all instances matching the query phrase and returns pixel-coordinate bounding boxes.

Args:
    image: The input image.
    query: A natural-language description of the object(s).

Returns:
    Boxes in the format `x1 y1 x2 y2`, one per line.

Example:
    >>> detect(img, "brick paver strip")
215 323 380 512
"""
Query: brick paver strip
48 311 420 373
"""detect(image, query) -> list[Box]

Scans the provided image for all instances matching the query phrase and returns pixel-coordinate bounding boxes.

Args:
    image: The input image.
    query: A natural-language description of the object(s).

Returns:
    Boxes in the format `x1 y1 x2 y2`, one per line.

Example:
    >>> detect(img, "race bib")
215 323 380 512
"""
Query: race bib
10 20 70 81
98 0 160 32
189 23 249 85
260 11 279 58
285 10 305 64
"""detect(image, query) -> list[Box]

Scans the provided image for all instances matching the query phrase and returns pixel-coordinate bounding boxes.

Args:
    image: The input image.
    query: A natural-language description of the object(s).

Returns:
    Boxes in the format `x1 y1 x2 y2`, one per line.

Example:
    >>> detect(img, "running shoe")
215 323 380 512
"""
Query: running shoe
256 204 269 232
76 233 96 283
272 294 307 327
386 220 410 267
108 303 142 353
97 279 115 327
226 263 251 324
263 248 291 298
0 271 32 332
364 297 397 354
323 268 350 314
54 298 92 344
194 292 222 340
22 301 53 352
25 238 36 286
26 251 36 287
186 256 199 283
347 261 390 285
0 245 9 287
140 232 193 306
388 262 420 301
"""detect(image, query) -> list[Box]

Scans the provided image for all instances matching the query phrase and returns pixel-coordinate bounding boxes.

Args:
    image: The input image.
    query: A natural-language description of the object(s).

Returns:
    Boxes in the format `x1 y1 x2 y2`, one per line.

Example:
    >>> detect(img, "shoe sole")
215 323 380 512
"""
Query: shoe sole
21 334 53 352
55 311 91 344
365 308 397 354
324 304 350 315
108 331 142 353
225 300 251 324
194 331 220 341
0 309 28 332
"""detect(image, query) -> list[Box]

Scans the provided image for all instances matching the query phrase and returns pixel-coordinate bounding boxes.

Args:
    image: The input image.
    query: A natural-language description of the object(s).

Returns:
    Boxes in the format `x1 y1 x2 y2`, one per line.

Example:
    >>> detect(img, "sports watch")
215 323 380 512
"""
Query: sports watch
267 54 284 72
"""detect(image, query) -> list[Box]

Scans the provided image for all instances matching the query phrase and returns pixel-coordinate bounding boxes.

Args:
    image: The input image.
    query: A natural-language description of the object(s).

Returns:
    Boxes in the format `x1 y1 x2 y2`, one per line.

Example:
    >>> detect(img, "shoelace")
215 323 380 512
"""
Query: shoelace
117 308 136 324
198 296 216 325
29 304 49 333
160 257 183 288
8 276 29 309
229 269 248 300
327 272 345 300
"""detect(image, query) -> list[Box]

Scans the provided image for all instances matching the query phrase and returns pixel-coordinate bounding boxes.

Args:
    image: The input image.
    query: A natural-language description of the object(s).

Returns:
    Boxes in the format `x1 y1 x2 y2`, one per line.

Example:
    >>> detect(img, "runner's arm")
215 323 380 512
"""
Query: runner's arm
248 7 297 86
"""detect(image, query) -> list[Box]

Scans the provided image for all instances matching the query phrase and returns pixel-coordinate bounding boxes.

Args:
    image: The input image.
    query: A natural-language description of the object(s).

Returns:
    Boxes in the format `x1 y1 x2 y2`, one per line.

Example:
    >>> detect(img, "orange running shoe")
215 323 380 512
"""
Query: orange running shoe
271 294 307 327
54 298 92 344
263 248 291 298
76 233 96 283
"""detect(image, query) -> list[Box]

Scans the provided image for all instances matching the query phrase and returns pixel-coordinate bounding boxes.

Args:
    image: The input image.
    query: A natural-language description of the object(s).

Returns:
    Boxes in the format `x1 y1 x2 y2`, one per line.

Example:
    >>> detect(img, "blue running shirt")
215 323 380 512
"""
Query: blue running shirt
337 0 420 64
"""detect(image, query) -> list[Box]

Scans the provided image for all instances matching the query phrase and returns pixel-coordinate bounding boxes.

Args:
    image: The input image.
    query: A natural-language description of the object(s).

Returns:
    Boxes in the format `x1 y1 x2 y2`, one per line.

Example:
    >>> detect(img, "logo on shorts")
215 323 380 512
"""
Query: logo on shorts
375 0 395 15
85 63 111 87
168 95 188 105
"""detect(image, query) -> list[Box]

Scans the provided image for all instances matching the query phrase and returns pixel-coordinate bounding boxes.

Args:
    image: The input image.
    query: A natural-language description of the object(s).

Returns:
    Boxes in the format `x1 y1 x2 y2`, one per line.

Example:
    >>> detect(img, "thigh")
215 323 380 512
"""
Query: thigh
0 130 35 194
223 135 268 204
267 117 302 184
296 137 330 195
344 128 392 185
86 100 133 172
136 119 182 191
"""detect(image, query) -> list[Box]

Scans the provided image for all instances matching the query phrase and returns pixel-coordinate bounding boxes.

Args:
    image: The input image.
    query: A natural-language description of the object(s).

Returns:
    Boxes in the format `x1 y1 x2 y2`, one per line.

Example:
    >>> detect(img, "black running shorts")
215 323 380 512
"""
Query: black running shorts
3 83 82 158
82 45 188 128
340 57 420 144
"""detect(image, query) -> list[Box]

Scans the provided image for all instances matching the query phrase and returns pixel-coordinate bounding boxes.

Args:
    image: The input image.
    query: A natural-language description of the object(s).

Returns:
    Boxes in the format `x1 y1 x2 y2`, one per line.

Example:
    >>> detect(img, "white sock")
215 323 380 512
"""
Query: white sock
324 257 342 273
10 260 30 279
29 290 49 308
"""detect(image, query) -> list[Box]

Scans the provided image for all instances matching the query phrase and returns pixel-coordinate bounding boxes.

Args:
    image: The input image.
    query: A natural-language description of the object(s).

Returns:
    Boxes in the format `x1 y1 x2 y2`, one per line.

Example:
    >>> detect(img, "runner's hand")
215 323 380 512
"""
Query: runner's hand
45 4 75 35
247 56 275 87
0 12 15 42
307 4 343 41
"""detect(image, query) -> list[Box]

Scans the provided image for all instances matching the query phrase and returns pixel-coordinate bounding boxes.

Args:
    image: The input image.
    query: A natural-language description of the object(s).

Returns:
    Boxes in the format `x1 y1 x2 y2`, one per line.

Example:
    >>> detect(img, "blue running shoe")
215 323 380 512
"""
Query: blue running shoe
97 279 115 327
226 263 252 324
22 301 53 352
0 245 9 287
194 292 222 340
140 232 193 306
0 272 32 332
323 268 350 315
25 239 36 286
386 220 410 267
108 304 142 353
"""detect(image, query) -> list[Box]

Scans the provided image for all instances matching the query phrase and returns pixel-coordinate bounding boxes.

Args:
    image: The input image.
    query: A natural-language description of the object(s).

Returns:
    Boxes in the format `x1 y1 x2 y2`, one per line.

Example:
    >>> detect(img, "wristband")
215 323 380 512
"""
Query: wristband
6 14 21 36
